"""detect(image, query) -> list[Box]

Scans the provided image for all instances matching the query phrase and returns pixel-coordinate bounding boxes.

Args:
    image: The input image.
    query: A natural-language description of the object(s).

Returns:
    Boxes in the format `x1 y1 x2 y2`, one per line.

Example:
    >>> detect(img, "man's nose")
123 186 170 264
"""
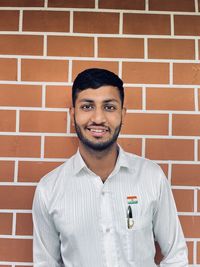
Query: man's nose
90 108 106 124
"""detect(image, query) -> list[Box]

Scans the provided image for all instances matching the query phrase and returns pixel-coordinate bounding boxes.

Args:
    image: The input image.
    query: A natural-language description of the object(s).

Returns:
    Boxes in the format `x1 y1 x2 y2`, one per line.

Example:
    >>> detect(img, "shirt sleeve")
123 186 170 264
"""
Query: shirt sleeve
32 185 63 267
153 170 189 267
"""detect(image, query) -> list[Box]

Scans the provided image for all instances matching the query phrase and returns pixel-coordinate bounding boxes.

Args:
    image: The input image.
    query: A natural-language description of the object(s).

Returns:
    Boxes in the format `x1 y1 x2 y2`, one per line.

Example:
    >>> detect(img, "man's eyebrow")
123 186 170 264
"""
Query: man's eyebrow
103 99 119 103
78 99 119 103
78 99 94 103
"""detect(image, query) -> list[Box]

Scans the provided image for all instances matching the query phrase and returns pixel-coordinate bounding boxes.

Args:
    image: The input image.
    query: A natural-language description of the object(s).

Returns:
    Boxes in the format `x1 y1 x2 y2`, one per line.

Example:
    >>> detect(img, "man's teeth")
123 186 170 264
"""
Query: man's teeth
90 129 106 133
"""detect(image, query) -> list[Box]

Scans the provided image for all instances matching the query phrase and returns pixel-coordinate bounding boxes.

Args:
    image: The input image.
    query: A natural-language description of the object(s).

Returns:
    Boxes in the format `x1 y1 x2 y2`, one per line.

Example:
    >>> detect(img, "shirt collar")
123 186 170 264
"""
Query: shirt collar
72 145 135 176
115 145 135 172
72 149 87 176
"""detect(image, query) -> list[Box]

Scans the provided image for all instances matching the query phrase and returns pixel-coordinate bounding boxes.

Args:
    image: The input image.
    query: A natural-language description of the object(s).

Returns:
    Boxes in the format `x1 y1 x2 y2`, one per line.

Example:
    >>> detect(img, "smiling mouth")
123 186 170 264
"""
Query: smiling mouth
86 127 109 137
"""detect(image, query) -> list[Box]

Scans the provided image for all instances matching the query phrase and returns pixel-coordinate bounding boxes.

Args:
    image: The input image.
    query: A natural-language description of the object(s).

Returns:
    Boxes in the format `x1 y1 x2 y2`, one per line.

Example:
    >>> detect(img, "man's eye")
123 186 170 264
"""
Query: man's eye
81 105 93 110
104 105 116 111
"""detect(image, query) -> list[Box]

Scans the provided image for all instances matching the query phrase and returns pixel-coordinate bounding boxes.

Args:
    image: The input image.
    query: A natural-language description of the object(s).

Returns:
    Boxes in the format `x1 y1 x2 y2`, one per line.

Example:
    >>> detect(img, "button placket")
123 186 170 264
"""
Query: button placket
100 188 118 267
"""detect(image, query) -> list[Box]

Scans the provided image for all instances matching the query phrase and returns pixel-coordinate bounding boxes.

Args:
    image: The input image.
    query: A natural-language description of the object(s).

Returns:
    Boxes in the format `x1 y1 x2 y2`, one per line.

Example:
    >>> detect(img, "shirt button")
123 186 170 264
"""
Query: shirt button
101 192 105 196
105 228 110 233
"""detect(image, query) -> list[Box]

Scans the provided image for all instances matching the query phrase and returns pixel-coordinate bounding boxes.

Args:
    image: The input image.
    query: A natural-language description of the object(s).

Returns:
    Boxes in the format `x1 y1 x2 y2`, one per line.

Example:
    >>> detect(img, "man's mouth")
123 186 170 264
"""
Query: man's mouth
86 126 109 137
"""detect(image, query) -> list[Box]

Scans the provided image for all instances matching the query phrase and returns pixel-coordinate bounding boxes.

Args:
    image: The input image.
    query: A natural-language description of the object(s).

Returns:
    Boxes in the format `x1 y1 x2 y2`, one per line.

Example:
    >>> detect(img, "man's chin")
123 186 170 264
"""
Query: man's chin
82 139 116 152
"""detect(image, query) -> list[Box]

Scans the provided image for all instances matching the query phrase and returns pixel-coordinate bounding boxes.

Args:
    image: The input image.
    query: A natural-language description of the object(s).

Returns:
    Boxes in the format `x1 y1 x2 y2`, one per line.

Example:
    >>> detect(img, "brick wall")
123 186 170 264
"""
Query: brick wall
0 0 199 266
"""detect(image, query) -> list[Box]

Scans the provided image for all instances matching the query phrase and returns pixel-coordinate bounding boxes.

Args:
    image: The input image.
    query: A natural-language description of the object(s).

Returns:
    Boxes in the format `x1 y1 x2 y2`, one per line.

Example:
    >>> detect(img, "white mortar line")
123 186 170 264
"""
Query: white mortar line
14 160 18 183
94 36 98 58
195 0 199 12
119 12 123 34
69 10 74 33
17 58 21 82
19 9 23 32
170 14 174 36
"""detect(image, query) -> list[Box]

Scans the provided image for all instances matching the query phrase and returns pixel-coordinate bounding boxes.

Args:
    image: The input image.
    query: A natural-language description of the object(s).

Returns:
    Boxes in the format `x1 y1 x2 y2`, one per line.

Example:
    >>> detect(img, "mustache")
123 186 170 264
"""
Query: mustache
86 123 110 130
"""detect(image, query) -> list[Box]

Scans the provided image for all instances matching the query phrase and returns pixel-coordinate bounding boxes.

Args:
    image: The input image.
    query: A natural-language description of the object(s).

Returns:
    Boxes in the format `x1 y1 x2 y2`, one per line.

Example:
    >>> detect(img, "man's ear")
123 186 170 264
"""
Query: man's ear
69 107 75 126
121 107 126 125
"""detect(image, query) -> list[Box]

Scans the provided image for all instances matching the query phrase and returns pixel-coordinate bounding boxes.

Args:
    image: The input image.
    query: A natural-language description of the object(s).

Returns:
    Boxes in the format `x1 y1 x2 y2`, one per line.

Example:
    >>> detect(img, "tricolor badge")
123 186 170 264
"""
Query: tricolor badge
127 195 138 204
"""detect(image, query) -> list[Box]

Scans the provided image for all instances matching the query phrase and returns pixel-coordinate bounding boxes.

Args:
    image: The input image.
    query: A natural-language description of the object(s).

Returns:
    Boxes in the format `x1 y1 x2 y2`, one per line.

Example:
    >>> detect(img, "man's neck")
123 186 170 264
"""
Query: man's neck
79 143 119 182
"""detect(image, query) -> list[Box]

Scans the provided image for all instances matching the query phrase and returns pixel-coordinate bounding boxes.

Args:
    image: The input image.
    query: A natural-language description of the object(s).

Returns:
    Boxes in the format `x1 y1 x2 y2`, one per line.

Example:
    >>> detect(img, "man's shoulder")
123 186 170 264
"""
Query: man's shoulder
124 150 162 172
36 153 76 191
122 149 166 185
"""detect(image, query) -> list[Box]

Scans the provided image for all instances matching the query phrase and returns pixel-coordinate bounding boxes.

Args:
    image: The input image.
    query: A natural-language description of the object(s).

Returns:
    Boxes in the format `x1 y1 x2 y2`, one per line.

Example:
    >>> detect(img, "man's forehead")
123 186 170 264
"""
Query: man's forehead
76 85 120 101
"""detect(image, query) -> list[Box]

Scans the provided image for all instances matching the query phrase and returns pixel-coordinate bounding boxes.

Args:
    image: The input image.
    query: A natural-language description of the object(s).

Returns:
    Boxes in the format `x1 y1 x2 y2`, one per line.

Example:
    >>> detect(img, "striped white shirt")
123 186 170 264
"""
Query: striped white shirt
32 147 188 267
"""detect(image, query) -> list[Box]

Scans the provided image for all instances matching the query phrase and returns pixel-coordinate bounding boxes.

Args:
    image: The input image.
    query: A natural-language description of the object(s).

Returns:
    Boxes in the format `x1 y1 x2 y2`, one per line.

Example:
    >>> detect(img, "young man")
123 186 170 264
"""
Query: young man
32 68 188 266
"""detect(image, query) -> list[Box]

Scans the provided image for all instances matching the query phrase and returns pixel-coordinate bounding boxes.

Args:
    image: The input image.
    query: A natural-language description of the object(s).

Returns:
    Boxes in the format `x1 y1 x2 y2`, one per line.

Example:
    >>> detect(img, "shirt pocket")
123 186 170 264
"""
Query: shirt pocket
126 215 155 263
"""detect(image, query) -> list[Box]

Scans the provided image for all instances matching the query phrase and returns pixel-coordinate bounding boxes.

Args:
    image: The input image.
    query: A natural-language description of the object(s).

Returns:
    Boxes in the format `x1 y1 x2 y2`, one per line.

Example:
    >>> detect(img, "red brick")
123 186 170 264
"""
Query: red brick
0 59 17 81
0 238 32 262
198 191 200 212
118 138 142 156
146 139 194 161
198 89 200 110
0 110 16 132
0 84 42 107
197 142 200 161
148 39 195 60
197 241 200 263
122 62 169 84
72 61 118 81
124 87 142 109
48 0 94 8
179 216 200 238
175 15 200 36
98 38 144 58
121 113 168 135
0 11 19 31
23 11 69 32
0 136 41 158
187 242 193 264
199 41 200 60
48 36 94 57
158 164 168 177
172 164 200 186
173 114 200 136
18 161 63 182
0 35 43 56
20 111 67 133
0 0 44 7
173 189 194 212
123 14 170 35
74 12 119 34
99 0 145 10
0 213 12 235
46 86 72 108
0 161 14 182
149 0 195 12
0 186 35 209
45 137 78 158
173 63 200 85
21 59 68 82
16 213 33 235
146 88 194 111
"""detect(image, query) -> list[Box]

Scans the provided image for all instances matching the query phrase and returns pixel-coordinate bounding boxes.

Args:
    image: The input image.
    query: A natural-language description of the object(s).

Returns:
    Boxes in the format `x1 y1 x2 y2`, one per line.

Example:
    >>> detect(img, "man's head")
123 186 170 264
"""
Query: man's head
72 68 124 107
71 68 126 151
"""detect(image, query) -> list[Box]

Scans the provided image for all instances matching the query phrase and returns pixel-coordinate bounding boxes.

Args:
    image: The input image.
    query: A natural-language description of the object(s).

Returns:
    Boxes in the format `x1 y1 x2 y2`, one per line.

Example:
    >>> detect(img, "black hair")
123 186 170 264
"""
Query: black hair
72 68 124 107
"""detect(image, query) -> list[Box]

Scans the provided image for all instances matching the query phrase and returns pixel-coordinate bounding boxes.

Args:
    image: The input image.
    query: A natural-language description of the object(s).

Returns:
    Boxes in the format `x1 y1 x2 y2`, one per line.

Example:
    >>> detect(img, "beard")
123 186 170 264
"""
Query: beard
74 118 122 152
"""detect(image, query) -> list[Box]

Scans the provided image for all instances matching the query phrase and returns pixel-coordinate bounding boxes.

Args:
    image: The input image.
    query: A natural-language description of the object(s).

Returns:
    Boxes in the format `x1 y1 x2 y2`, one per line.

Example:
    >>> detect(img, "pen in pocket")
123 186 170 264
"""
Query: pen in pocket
127 205 134 229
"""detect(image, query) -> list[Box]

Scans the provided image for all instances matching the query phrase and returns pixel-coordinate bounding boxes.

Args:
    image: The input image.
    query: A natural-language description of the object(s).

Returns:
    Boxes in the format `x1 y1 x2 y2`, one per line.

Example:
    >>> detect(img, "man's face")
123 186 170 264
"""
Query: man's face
70 85 126 151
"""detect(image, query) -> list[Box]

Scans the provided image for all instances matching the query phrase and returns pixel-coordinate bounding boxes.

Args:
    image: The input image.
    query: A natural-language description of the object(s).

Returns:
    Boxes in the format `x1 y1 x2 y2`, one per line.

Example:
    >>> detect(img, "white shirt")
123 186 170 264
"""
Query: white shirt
32 147 188 267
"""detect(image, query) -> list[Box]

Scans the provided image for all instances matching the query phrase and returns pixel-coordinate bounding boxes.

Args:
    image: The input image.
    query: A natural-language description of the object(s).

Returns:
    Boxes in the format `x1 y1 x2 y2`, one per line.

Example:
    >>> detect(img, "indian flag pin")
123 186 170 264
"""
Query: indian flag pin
127 195 138 204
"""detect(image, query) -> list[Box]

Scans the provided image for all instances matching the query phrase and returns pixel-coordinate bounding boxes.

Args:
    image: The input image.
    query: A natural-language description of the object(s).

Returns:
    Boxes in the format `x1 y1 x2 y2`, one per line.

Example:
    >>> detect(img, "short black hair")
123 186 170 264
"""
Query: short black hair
72 68 124 107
